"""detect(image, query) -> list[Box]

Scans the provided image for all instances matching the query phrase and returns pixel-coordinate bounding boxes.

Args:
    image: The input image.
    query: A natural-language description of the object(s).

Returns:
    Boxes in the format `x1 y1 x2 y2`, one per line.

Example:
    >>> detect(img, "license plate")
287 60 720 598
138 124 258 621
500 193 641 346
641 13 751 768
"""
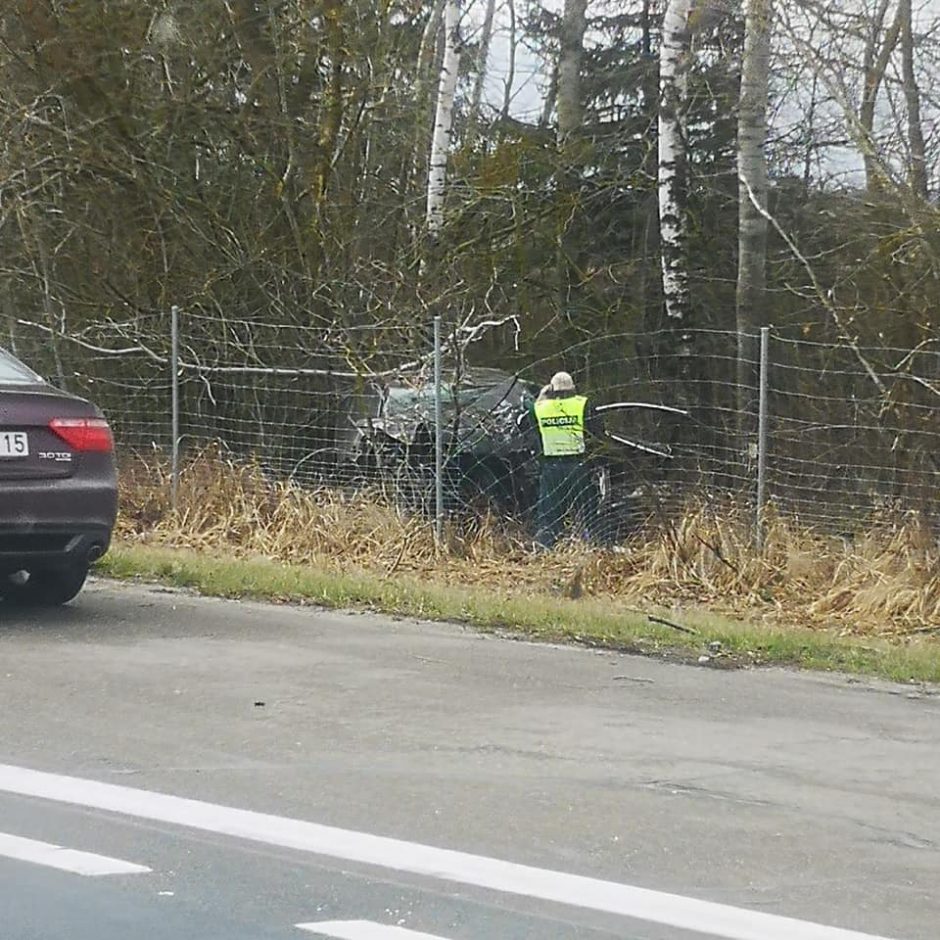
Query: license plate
0 431 28 458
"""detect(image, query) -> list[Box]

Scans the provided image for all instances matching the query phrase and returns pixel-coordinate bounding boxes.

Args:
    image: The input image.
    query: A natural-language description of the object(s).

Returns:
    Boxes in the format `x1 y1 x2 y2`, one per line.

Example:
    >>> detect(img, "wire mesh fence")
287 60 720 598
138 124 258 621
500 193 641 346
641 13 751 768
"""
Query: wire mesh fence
4 311 939 544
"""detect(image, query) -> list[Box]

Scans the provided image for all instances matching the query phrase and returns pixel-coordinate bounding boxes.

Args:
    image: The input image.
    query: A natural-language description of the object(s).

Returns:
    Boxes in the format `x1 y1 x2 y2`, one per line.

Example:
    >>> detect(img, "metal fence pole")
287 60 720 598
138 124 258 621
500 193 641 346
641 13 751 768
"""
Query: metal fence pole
433 316 444 545
170 304 180 513
756 326 770 550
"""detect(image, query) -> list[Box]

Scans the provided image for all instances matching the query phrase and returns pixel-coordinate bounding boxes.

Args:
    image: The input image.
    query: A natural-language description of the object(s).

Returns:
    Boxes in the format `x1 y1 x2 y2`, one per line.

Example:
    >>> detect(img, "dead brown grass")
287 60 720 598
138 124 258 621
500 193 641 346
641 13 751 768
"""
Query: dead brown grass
117 452 940 639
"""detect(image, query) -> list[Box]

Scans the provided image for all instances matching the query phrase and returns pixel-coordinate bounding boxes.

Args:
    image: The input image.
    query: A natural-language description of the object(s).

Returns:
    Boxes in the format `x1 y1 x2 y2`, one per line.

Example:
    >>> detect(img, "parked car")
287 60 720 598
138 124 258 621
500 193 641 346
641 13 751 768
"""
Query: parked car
0 346 117 606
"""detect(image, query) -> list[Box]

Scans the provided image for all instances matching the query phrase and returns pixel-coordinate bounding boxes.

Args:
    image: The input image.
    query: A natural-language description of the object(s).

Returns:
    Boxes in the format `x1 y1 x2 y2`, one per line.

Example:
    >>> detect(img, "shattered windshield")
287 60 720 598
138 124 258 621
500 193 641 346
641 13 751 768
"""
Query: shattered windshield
383 384 479 418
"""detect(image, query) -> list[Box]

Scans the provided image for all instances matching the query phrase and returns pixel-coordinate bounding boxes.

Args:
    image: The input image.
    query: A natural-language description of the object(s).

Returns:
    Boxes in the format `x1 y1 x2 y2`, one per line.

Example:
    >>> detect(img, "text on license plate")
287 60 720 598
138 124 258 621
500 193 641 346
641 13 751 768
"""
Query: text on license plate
0 432 28 458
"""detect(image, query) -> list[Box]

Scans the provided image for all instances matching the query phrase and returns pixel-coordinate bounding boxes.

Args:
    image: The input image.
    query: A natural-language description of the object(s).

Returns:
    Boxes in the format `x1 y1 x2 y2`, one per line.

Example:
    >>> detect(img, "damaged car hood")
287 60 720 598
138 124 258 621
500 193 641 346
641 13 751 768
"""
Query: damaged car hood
360 368 538 458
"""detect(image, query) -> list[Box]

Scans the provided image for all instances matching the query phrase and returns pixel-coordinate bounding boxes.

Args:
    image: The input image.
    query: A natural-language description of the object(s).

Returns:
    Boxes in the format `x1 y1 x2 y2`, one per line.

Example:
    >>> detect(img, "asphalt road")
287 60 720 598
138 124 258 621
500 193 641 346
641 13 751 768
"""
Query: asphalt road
0 579 938 940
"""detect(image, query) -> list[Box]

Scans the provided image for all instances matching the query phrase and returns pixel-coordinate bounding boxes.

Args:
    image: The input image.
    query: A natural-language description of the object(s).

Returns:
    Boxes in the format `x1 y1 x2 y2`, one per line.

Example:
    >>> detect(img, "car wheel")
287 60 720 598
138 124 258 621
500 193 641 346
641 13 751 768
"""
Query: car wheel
1 565 90 607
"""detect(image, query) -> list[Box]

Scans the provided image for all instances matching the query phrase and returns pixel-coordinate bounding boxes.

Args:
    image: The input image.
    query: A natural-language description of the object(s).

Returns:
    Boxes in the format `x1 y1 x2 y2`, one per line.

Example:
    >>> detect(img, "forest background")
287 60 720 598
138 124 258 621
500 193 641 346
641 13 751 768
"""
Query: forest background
2 0 939 563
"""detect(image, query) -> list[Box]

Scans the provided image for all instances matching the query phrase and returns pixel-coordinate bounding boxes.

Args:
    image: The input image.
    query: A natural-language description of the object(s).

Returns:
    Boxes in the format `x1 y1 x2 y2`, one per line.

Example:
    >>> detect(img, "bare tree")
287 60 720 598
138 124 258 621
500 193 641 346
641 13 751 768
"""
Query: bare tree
736 0 773 427
501 0 517 121
468 0 497 136
312 0 347 230
899 0 929 200
554 0 589 328
557 0 588 150
861 1 902 193
781 0 938 217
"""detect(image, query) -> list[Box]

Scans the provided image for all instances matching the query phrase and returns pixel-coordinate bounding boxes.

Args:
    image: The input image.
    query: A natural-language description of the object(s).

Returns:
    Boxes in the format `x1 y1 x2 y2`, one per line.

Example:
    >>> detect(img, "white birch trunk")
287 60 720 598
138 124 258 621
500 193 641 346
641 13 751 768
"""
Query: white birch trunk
658 0 693 325
408 0 445 206
426 0 460 237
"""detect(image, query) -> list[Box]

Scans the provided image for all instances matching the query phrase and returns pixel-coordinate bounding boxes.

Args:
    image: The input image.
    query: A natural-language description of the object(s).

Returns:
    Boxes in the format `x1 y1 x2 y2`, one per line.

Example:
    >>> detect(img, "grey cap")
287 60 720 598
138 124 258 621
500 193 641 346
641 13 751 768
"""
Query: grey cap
550 371 575 392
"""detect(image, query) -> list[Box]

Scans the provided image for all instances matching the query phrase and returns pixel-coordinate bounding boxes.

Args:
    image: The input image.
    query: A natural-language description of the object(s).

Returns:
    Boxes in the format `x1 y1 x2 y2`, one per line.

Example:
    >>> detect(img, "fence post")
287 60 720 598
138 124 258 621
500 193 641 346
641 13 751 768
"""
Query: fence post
433 315 445 545
756 326 770 550
170 304 180 513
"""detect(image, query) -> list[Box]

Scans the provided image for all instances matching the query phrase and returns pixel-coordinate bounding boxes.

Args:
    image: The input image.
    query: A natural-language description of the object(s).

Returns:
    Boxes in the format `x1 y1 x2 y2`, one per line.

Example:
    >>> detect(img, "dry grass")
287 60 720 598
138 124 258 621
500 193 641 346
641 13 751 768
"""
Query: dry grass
581 506 940 637
117 452 940 640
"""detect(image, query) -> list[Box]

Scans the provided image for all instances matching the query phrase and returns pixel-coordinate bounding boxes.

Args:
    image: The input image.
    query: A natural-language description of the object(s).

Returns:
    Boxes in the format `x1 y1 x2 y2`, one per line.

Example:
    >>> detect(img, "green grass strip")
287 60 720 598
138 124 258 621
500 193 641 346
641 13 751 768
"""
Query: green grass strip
100 543 940 685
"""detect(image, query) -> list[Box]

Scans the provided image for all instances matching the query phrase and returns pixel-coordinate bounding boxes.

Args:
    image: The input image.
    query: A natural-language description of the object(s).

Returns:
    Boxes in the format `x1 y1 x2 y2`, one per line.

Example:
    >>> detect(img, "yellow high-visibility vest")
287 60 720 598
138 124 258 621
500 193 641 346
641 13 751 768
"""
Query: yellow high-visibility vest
534 395 587 457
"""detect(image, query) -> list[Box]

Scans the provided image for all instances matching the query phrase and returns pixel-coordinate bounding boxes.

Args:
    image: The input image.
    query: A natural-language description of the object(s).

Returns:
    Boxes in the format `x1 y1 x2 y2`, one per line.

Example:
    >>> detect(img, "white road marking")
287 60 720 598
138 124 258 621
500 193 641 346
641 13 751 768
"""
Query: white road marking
0 762 897 940
297 921 451 939
0 831 150 877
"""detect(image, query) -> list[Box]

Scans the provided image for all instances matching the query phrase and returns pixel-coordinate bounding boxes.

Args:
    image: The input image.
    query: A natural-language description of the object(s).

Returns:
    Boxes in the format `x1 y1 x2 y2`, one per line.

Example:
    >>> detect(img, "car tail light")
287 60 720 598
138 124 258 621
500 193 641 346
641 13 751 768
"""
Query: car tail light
49 417 114 453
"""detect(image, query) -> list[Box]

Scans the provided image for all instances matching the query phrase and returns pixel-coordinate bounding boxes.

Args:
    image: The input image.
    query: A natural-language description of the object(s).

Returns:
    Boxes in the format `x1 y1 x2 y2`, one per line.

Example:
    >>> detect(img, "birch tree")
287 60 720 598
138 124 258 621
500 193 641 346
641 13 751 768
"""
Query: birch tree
408 0 445 214
658 0 693 330
426 0 461 237
736 0 773 427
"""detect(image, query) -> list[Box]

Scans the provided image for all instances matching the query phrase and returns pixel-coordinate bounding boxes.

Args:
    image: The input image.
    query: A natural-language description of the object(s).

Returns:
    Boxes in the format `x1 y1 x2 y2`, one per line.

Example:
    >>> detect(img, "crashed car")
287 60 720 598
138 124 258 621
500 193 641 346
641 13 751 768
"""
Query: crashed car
346 368 541 516
343 367 681 545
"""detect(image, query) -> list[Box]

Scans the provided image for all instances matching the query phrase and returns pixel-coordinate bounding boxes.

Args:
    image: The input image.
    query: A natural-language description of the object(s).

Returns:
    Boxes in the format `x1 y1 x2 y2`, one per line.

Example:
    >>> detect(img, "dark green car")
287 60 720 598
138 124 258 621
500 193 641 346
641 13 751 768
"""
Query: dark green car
347 368 541 517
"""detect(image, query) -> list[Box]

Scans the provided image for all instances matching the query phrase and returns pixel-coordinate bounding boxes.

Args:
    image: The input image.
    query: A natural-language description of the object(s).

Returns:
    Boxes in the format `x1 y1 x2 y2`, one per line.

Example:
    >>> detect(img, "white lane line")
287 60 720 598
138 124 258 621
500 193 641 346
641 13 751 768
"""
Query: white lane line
0 762 897 940
297 921 451 939
0 831 150 877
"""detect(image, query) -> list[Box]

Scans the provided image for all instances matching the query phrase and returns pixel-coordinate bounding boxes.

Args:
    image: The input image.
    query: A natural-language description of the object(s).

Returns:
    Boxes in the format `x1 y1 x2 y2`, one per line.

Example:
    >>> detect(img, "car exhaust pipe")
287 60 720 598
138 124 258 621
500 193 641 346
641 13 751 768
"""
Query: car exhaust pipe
87 543 105 564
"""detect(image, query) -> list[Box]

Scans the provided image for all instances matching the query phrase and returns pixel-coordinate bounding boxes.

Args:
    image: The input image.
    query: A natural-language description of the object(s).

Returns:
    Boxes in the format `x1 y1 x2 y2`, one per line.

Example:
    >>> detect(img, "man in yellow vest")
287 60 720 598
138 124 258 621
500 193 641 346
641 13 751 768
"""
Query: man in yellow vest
530 371 603 549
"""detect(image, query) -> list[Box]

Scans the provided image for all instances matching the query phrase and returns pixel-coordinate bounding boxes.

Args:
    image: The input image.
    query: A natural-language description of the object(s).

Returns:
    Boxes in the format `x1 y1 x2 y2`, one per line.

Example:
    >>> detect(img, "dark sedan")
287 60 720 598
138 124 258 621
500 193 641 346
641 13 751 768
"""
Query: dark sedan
0 347 117 606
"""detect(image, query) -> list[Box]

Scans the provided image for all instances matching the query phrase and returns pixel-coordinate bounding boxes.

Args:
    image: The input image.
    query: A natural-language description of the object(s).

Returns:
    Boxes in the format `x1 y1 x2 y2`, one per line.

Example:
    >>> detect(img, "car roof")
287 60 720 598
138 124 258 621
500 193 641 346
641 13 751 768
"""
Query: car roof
385 367 537 393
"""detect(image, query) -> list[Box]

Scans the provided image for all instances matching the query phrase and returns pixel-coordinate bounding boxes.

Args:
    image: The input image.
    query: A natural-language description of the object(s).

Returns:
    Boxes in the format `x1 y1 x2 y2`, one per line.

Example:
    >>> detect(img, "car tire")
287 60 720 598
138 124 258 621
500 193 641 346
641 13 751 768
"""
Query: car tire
1 565 90 607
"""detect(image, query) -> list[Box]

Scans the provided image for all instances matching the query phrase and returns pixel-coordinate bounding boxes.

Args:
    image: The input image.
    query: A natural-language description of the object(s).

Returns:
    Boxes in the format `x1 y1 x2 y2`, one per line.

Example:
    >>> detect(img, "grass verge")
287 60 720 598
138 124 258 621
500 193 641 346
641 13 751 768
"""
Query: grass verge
100 543 940 686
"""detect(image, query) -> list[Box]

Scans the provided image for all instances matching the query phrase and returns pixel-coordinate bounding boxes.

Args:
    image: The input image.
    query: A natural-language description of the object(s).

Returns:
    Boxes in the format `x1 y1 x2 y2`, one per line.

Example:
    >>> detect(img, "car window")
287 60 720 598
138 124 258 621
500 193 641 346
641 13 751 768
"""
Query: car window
0 347 43 385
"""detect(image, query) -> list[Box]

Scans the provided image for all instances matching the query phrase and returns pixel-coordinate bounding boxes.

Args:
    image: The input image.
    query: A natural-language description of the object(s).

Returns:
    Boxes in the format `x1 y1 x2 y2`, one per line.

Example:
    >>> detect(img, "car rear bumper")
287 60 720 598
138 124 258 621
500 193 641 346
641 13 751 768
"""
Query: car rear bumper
0 475 117 572
0 526 112 572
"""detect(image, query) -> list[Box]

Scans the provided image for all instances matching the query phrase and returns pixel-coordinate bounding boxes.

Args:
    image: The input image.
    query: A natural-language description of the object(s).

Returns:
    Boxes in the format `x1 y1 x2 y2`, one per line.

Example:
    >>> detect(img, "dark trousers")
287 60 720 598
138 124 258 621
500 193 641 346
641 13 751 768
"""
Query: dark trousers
536 458 596 548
